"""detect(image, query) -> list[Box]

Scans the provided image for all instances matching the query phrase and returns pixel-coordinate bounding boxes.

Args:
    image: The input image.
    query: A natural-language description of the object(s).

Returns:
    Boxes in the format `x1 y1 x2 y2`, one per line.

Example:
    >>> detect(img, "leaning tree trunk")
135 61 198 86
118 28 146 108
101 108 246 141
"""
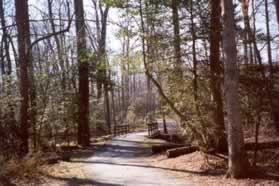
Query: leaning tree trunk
222 0 250 178
74 0 90 147
15 0 30 156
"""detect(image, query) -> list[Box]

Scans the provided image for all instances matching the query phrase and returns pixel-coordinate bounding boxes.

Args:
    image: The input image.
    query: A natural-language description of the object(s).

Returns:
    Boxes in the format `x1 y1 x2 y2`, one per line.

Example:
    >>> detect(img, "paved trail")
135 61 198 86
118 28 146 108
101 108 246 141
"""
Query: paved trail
82 132 192 186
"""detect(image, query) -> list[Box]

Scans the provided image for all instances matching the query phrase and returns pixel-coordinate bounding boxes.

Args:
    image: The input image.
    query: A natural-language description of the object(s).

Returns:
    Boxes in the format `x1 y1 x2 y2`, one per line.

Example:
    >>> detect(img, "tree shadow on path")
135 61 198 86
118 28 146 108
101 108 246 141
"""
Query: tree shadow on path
72 160 279 182
71 160 225 177
44 174 123 186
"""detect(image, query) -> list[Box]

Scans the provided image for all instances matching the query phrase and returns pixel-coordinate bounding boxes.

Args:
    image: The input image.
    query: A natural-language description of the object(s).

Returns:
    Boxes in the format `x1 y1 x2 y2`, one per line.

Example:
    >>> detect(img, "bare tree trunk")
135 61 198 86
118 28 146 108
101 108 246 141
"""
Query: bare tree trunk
121 66 125 120
104 67 111 132
111 81 117 126
0 40 4 80
190 0 199 113
104 85 111 132
171 0 182 76
146 77 151 115
160 104 168 134
265 0 278 132
25 2 37 153
0 0 11 75
222 0 250 178
274 0 279 28
209 0 226 151
15 0 30 156
74 0 90 146
100 7 111 133
264 0 272 67
0 0 15 145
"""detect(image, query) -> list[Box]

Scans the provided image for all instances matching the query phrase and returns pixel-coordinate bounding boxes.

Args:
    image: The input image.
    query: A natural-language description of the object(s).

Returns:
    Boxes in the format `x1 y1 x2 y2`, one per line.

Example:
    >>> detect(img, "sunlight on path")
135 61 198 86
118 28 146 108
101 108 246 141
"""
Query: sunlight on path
81 132 193 186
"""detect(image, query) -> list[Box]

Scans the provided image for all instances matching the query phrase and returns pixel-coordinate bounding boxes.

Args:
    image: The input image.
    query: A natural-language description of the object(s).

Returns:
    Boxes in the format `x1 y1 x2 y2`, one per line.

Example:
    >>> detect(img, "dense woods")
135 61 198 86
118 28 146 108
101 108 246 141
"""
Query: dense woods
1 0 279 181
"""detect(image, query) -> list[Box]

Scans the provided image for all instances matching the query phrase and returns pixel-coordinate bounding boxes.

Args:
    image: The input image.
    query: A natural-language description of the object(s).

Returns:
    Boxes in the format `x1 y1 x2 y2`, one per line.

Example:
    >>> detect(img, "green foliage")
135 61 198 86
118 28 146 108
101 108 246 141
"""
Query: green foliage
101 0 128 8
125 97 146 124
145 112 156 123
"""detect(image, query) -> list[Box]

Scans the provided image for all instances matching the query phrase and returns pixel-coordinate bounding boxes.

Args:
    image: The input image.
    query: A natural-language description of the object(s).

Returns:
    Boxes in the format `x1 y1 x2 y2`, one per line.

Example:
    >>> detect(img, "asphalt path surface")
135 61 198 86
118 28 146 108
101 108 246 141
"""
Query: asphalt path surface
81 131 192 186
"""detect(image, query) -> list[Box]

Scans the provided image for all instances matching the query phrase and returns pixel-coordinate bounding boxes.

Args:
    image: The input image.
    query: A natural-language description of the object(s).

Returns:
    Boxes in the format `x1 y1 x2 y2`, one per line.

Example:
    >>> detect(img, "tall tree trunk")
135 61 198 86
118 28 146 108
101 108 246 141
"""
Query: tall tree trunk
265 0 278 132
111 80 117 126
0 0 11 75
0 40 4 79
274 0 279 28
25 1 37 153
15 0 30 156
99 7 111 132
104 81 111 132
171 0 182 76
145 20 152 115
0 0 15 142
190 0 199 115
265 0 273 85
222 0 250 178
121 69 125 121
209 0 226 151
74 0 90 146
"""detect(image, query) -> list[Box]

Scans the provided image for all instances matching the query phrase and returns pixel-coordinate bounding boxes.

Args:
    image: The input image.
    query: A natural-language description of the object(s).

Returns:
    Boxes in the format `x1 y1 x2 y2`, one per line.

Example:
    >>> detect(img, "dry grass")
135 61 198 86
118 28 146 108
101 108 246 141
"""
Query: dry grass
0 155 46 186
0 135 104 186
0 152 93 186
38 160 88 186
0 135 112 186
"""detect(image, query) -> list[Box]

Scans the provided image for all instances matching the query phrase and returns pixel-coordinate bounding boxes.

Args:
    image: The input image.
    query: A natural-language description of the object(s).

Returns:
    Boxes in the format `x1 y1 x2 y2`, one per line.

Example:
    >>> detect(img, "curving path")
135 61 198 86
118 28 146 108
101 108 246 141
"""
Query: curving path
80 132 193 186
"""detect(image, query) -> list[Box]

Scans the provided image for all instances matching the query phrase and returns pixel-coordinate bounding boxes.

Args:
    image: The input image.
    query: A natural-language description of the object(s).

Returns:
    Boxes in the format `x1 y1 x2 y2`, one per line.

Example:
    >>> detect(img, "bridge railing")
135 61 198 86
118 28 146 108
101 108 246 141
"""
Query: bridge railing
147 122 159 137
113 124 130 136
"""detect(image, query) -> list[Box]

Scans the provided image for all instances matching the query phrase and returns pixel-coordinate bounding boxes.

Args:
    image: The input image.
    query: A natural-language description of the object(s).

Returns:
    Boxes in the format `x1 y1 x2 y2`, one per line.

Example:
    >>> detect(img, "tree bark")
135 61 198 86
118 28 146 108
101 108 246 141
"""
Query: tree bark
209 0 226 151
111 78 117 127
74 0 90 146
100 7 111 133
274 0 279 28
222 0 250 178
190 0 200 116
265 0 278 133
171 0 182 76
15 0 30 156
0 0 11 75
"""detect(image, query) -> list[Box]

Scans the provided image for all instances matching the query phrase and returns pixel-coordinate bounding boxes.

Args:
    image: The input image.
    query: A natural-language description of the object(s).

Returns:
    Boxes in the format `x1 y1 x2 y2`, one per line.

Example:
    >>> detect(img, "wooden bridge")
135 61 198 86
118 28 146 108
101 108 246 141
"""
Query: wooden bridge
147 122 159 137
113 124 130 136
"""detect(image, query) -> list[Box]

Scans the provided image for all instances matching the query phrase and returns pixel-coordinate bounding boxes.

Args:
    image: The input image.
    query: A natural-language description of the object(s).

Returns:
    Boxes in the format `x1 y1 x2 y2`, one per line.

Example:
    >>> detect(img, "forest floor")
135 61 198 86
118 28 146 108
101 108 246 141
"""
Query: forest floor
145 125 279 186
